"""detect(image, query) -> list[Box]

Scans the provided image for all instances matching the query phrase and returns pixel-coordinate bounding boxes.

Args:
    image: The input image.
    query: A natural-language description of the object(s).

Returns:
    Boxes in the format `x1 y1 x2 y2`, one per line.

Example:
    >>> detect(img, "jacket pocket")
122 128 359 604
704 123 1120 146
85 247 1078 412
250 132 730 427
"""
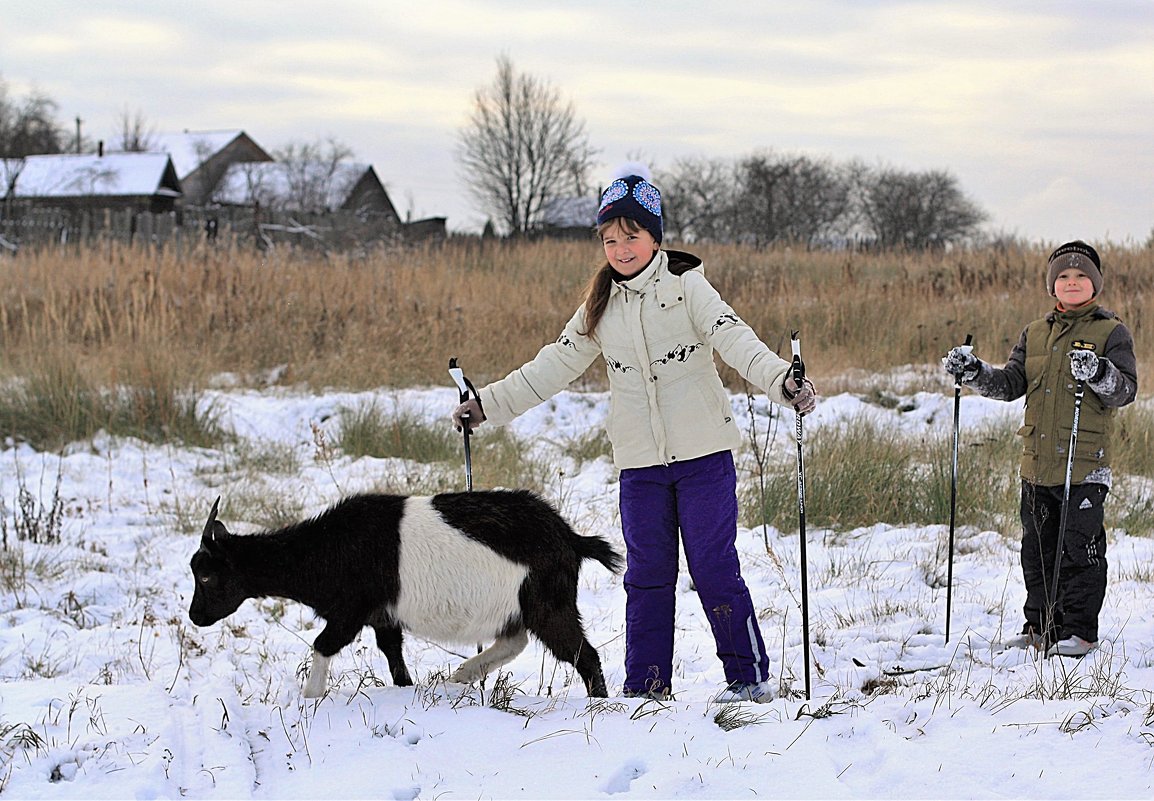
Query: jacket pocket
1062 419 1106 463
1016 424 1035 455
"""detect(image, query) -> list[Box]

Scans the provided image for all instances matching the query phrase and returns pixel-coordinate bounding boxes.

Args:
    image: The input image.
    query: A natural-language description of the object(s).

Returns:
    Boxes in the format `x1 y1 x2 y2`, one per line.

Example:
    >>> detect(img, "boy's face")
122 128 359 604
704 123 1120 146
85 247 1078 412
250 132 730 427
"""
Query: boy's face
1053 267 1096 307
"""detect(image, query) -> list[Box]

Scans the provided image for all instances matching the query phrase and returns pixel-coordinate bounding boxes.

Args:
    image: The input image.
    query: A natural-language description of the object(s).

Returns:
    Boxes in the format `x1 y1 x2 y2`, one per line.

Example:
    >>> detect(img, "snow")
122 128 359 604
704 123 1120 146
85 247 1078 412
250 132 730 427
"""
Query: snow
213 161 371 211
150 130 249 179
1 382 1152 799
1 153 178 199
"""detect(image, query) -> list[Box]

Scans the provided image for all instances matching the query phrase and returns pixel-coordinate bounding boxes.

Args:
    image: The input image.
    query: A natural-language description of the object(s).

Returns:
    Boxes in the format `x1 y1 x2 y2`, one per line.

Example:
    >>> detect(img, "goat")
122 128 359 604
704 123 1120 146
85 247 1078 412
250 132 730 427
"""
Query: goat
187 489 623 698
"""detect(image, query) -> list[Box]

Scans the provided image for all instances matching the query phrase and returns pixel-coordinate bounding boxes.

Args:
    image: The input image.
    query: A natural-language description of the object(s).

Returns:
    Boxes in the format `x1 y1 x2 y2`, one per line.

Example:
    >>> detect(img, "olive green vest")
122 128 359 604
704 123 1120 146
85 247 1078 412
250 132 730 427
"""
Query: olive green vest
1018 303 1121 485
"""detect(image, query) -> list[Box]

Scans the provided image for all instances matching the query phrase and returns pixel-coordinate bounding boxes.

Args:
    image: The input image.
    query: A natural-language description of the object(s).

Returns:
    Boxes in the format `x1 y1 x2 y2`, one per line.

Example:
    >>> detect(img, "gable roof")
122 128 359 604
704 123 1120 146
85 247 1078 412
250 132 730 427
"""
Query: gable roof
540 196 598 228
214 161 385 212
2 153 181 199
150 130 271 178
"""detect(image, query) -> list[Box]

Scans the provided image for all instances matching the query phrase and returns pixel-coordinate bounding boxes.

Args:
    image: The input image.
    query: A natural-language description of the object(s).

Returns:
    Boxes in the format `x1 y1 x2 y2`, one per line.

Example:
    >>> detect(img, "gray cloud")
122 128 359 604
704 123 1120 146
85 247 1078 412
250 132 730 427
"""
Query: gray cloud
4 0 1153 242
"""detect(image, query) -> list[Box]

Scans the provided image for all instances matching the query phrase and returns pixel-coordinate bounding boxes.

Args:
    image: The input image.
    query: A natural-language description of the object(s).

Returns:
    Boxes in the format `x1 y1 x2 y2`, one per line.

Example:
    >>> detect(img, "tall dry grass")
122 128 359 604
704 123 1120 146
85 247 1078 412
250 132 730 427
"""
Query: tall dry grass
0 237 1150 392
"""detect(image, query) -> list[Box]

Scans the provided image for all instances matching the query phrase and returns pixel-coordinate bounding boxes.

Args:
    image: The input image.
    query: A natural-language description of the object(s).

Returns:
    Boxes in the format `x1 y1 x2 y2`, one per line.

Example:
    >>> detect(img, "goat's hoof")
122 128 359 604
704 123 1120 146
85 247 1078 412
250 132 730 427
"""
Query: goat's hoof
302 679 327 698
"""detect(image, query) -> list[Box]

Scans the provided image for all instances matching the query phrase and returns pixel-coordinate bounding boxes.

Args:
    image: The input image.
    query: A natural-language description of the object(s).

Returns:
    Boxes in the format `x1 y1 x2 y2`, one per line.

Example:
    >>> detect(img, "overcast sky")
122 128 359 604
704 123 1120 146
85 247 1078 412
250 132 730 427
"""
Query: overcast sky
4 0 1153 243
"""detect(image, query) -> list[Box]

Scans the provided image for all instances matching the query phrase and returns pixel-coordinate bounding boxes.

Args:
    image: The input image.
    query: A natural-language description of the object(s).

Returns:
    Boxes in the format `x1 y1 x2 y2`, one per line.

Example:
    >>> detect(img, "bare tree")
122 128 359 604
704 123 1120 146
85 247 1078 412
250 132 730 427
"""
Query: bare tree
734 151 853 247
0 78 66 158
272 137 357 213
1 77 68 207
114 106 157 152
657 156 739 243
858 166 986 249
457 55 597 236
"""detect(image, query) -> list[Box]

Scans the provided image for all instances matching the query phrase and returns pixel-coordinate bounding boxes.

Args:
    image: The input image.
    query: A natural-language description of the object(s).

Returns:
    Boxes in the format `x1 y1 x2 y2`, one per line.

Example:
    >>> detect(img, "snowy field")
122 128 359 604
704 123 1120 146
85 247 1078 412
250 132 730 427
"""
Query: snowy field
1 379 1152 799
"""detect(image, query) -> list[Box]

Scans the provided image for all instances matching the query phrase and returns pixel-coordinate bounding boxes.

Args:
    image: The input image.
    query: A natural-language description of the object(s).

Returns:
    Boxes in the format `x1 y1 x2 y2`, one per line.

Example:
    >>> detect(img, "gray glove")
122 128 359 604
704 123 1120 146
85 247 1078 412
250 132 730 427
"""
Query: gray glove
942 345 979 382
451 398 485 432
784 376 817 415
1068 349 1101 382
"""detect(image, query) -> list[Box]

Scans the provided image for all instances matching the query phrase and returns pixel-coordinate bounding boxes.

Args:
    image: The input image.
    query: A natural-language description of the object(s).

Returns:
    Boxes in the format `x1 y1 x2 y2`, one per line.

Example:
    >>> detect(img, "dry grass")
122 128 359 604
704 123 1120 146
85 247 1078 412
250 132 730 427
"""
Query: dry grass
0 238 1150 392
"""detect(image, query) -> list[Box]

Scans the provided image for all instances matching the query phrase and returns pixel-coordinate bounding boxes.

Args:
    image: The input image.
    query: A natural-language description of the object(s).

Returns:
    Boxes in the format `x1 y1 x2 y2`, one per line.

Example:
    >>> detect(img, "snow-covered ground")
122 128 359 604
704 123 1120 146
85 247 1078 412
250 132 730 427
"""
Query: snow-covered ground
1 381 1152 799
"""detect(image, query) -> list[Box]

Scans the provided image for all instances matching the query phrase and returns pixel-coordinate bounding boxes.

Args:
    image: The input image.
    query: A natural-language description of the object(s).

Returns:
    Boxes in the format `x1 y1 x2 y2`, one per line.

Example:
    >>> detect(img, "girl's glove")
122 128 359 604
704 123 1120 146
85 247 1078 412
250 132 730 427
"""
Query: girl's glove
942 345 979 382
783 376 817 415
1067 349 1102 382
451 398 486 432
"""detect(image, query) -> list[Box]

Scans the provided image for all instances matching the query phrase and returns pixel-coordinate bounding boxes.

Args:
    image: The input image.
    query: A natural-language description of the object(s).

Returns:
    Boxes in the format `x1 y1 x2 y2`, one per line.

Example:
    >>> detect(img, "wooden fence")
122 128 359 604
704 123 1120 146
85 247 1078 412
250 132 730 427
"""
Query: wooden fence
0 204 444 254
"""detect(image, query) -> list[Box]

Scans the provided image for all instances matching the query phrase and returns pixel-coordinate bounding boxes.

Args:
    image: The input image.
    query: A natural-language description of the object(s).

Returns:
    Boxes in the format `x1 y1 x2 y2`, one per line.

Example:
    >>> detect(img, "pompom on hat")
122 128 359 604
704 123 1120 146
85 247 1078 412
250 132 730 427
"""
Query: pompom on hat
1047 240 1102 297
596 163 663 244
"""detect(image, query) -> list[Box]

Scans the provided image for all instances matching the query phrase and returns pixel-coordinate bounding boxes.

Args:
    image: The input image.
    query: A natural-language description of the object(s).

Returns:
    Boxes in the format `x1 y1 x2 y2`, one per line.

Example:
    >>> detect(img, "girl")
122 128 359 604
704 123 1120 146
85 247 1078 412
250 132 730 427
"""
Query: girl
453 168 815 701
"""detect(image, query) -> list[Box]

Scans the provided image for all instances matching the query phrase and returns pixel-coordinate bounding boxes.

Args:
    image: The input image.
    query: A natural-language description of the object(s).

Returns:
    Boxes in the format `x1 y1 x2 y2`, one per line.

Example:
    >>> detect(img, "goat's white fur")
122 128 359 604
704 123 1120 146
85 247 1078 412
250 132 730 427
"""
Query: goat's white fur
302 496 531 697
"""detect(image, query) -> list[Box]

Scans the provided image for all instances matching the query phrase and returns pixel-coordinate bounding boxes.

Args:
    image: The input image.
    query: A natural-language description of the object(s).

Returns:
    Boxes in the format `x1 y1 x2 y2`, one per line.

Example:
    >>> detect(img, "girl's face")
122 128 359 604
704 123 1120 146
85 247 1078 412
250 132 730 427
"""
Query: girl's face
1054 267 1096 307
601 220 658 277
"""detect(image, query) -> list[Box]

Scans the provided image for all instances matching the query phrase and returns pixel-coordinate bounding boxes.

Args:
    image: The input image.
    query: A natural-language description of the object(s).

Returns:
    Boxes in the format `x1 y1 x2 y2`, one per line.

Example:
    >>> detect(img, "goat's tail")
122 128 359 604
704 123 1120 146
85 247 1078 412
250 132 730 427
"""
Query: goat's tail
576 535 625 574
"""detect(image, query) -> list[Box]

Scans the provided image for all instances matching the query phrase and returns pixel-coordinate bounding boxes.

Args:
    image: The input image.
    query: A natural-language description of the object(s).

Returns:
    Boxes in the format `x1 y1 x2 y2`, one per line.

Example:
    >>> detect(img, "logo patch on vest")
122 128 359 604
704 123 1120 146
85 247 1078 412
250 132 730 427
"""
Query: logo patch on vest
1070 340 1096 352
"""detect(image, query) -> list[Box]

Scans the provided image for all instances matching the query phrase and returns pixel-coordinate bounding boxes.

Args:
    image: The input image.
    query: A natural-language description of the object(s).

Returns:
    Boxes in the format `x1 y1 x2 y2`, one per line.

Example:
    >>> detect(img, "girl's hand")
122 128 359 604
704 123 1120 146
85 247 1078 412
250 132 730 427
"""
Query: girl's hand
452 399 486 432
784 376 817 415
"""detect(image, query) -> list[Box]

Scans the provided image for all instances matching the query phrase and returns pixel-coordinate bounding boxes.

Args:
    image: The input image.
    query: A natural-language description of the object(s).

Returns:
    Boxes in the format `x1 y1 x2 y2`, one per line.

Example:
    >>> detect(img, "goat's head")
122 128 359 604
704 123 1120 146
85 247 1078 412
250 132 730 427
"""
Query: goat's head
188 497 247 627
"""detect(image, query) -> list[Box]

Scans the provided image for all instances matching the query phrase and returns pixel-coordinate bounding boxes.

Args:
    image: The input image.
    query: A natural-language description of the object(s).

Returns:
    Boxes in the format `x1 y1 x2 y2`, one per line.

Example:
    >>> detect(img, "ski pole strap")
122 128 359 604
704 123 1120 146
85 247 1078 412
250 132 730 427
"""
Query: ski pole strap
781 330 805 401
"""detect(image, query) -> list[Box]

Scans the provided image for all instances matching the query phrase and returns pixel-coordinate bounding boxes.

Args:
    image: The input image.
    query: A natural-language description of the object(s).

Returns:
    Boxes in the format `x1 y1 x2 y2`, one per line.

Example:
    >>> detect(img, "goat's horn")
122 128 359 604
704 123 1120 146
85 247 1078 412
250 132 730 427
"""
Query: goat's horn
202 496 222 541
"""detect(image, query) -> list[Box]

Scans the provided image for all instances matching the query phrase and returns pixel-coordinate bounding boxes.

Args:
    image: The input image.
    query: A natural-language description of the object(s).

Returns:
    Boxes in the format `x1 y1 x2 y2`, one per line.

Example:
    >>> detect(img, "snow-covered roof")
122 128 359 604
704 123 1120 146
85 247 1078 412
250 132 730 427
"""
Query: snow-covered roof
214 161 376 210
540 195 598 228
1 153 181 199
149 130 253 178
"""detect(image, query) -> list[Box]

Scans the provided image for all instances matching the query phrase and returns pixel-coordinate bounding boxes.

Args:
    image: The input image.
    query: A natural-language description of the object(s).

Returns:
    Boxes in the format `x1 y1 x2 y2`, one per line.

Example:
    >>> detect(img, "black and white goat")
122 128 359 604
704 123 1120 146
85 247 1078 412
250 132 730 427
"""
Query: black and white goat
188 489 623 698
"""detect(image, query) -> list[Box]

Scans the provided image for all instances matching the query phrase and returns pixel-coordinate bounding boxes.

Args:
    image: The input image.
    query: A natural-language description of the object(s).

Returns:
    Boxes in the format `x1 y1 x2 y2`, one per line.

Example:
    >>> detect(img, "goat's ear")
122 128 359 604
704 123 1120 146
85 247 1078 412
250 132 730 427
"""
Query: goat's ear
201 496 231 544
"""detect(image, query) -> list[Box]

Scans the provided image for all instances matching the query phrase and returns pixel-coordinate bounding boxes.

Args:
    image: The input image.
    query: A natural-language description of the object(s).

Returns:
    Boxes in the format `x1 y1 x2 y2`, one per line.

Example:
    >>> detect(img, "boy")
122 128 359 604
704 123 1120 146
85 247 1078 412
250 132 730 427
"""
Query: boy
942 241 1137 657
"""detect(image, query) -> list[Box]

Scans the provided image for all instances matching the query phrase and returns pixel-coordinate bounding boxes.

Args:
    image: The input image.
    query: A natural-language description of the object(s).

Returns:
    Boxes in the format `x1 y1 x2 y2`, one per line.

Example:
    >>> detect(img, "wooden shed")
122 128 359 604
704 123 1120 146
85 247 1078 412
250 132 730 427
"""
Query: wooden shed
1 152 182 213
215 161 401 223
150 130 273 206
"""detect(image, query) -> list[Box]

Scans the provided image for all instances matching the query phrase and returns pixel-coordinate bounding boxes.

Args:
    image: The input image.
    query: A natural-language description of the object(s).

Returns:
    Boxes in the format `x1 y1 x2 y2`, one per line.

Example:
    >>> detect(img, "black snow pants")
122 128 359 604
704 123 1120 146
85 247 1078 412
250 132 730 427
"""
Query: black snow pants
1019 480 1108 643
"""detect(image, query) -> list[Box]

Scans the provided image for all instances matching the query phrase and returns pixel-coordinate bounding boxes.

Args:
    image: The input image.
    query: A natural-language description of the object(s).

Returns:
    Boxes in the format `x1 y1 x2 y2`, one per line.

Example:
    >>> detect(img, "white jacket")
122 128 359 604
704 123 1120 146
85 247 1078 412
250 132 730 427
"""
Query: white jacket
479 249 793 469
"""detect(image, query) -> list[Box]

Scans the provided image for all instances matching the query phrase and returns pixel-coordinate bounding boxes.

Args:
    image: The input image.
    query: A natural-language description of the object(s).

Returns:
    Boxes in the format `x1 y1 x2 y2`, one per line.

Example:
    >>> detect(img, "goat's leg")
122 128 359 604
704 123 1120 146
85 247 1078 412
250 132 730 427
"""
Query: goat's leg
526 608 608 697
304 617 365 698
370 623 413 686
449 628 529 684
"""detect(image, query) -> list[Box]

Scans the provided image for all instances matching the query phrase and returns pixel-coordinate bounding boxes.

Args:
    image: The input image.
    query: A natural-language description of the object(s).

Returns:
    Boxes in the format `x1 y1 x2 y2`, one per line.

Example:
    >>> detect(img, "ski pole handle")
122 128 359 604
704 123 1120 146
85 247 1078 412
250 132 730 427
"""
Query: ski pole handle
448 357 476 492
790 330 805 382
449 356 483 432
953 334 974 388
449 357 470 403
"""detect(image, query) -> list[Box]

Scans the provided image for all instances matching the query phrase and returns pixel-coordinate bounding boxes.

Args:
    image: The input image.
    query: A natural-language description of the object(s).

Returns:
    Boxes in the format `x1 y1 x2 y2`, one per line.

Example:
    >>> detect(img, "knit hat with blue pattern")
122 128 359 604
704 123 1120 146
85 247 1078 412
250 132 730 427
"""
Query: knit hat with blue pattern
596 166 663 244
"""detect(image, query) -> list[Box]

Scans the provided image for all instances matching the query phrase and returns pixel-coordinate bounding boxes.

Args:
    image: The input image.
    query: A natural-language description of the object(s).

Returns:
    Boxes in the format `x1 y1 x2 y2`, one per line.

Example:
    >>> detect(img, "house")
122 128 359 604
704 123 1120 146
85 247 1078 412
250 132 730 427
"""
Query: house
1 152 182 213
214 161 401 223
536 195 598 239
150 130 272 206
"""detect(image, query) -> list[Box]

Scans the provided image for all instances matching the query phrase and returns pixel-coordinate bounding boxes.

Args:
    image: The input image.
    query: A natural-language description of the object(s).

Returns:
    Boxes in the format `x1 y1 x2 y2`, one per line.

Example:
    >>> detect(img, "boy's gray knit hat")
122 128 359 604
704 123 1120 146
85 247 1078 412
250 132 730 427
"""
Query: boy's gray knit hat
1047 240 1102 297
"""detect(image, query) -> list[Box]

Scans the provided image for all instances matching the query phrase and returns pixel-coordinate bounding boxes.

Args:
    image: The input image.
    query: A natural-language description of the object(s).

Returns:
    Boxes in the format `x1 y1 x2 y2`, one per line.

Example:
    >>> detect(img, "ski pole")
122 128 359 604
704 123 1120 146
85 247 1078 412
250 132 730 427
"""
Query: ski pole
790 331 812 701
449 357 485 659
448 357 475 492
945 333 972 644
1046 375 1084 650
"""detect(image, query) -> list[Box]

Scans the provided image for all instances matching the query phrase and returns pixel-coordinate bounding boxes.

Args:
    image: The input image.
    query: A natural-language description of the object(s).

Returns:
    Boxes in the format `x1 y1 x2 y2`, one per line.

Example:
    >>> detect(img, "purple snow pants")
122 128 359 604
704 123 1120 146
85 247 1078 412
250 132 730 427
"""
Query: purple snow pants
619 450 769 696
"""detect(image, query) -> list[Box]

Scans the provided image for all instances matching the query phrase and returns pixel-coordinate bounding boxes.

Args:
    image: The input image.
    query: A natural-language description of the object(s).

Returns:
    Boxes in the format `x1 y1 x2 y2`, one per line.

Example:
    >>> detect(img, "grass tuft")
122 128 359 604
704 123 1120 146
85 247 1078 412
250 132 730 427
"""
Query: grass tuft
740 416 1021 532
